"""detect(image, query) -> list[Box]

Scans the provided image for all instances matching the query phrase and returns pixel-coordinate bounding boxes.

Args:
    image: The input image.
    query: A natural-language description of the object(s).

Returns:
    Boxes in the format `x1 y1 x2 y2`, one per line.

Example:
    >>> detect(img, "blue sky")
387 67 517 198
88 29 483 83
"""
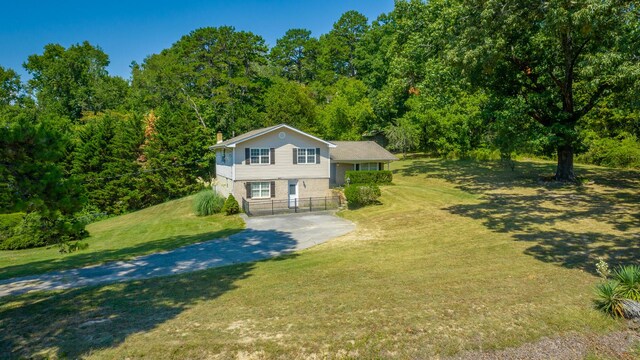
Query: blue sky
0 1 394 80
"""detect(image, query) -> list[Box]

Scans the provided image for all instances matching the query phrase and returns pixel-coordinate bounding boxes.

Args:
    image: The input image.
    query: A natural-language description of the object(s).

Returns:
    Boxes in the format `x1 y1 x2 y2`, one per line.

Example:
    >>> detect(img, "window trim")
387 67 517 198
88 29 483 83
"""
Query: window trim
354 162 380 171
297 148 317 164
250 148 270 165
250 182 271 199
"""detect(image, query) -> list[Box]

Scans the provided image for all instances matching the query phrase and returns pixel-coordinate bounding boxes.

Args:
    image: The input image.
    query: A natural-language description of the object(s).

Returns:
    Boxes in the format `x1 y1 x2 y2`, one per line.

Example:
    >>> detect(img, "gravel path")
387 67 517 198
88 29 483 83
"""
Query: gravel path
0 213 354 298
449 328 640 360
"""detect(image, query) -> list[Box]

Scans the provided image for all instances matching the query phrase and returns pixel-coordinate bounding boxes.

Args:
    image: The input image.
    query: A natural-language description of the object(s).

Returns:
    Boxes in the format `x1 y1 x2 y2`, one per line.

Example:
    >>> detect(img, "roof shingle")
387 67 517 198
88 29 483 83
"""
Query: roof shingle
330 141 398 162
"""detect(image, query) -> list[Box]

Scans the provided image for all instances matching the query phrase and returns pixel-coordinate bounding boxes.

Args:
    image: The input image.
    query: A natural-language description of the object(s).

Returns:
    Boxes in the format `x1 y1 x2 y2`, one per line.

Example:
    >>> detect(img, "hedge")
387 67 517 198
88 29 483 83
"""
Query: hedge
345 170 392 185
344 183 381 208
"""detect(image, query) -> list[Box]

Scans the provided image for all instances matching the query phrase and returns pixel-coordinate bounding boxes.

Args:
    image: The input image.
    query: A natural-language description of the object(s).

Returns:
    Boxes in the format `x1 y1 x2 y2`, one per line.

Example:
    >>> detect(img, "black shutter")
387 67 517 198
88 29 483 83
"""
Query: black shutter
355 164 360 171
245 148 251 165
293 148 298 164
270 148 275 164
379 162 383 170
316 147 321 164
270 181 276 198
246 182 252 199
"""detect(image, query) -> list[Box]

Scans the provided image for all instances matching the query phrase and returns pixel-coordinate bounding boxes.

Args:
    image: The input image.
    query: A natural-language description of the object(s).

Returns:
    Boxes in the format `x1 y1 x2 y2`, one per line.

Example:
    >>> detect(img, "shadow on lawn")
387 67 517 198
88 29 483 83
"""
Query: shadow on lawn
397 158 640 274
0 229 298 359
0 228 242 281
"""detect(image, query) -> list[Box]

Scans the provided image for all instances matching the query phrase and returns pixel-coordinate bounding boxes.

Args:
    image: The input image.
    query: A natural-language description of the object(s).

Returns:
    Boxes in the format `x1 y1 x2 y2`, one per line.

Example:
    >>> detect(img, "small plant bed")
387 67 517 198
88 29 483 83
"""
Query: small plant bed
594 260 640 319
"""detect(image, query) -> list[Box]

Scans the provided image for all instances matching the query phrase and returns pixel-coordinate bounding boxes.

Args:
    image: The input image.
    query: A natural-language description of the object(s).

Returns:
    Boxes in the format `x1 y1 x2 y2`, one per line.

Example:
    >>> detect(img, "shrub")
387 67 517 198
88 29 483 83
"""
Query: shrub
193 189 225 216
0 211 88 250
344 184 381 208
594 280 625 317
593 261 640 318
345 170 392 185
578 134 640 168
0 213 25 241
222 194 240 215
614 265 640 301
0 212 46 250
466 148 501 161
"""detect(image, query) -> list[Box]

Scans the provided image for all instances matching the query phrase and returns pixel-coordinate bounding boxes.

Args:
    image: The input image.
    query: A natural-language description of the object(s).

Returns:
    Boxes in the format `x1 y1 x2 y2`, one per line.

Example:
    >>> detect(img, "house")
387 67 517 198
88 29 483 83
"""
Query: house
329 141 398 186
210 124 397 207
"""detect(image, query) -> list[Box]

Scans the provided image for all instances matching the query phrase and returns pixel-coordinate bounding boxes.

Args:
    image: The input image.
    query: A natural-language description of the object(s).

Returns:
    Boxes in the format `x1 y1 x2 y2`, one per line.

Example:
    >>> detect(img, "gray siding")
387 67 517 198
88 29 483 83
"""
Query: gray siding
234 129 330 180
215 149 233 179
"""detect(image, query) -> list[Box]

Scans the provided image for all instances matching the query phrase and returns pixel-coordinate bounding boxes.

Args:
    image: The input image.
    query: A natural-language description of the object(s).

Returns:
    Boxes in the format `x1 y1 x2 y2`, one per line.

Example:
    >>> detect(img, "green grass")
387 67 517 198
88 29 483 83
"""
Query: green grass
1 157 639 358
0 196 245 280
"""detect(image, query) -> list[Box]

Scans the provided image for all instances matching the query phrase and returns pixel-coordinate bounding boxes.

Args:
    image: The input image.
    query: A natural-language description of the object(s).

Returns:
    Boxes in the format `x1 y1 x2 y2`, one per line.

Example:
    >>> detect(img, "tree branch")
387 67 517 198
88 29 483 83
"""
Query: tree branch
180 87 207 129
574 83 609 121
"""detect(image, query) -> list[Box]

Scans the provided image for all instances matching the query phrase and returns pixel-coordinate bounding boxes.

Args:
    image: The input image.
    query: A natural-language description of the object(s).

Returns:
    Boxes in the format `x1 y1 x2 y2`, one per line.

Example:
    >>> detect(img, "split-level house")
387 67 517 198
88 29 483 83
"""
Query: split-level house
210 124 397 206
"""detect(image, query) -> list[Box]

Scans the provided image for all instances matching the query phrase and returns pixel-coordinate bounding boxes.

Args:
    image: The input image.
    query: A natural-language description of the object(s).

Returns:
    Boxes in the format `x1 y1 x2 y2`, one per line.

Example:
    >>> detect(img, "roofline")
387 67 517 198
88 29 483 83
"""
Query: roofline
209 124 336 150
330 158 398 162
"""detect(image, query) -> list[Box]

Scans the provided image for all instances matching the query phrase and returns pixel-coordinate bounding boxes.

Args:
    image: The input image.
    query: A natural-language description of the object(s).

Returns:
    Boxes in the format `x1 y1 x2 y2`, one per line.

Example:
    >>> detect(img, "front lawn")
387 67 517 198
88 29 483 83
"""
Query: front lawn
0 196 244 280
1 157 638 358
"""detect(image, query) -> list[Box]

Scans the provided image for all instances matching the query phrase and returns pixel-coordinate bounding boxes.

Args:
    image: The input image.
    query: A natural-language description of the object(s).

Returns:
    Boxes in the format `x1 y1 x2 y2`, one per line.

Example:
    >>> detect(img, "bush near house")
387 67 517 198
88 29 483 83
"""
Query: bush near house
345 170 393 185
344 183 381 208
222 194 240 215
193 190 225 216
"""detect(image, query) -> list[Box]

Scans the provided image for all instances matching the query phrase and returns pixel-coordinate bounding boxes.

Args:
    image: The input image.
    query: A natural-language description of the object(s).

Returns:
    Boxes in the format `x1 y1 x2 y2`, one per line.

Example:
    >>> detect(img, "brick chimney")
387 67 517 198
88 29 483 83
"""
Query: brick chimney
216 131 223 144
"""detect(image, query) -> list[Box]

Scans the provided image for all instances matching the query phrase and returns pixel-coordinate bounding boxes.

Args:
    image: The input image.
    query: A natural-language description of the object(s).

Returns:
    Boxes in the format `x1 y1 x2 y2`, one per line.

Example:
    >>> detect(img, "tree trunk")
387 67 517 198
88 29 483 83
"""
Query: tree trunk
555 144 576 182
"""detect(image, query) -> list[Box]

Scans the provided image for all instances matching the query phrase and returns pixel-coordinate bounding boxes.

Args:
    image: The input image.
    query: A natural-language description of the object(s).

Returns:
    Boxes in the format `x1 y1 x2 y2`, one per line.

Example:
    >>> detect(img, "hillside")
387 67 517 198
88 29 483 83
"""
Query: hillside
0 196 244 280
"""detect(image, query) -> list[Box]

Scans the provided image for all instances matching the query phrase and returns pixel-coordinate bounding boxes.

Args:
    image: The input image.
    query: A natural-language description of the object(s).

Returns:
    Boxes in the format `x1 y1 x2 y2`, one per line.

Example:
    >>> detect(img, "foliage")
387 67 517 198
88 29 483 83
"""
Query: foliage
269 28 318 83
577 133 640 169
319 77 376 140
0 108 85 217
0 212 25 244
24 41 125 120
317 10 369 81
131 26 268 134
613 265 640 302
72 111 144 214
0 212 46 250
447 0 640 180
385 118 419 156
594 280 625 318
465 148 501 161
193 189 225 216
137 106 214 206
596 258 611 280
263 79 317 131
345 170 392 185
222 194 240 215
344 183 381 208
594 263 640 317
0 66 23 106
2 3 640 254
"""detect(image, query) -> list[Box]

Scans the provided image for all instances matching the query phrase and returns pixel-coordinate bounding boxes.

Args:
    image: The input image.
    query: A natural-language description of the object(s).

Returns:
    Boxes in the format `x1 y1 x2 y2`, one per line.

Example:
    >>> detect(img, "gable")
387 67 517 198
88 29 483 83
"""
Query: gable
210 124 335 149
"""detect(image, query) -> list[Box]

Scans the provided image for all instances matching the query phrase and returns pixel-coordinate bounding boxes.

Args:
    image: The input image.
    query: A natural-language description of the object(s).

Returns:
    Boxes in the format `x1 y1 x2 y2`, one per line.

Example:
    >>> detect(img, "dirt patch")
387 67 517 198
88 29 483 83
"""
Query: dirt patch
448 329 640 360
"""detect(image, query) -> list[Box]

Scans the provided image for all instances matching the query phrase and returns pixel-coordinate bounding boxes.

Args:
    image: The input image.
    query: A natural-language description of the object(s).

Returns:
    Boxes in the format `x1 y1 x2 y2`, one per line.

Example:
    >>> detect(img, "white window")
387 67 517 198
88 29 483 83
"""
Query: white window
251 182 270 198
250 148 270 164
297 148 316 164
355 163 379 171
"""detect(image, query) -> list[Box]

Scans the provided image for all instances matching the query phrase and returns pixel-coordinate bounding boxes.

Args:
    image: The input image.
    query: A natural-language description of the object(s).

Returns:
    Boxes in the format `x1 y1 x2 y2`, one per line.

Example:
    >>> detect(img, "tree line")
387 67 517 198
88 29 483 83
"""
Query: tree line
1 0 638 249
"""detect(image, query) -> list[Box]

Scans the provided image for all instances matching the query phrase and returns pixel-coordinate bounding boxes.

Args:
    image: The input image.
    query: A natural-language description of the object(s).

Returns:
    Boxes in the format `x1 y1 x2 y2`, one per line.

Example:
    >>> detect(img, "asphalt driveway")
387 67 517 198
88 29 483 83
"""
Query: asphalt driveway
0 212 354 298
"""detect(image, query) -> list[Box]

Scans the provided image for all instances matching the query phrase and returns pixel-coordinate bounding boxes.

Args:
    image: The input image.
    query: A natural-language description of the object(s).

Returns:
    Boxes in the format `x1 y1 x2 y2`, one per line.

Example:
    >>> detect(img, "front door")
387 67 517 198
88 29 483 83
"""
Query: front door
288 180 298 208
